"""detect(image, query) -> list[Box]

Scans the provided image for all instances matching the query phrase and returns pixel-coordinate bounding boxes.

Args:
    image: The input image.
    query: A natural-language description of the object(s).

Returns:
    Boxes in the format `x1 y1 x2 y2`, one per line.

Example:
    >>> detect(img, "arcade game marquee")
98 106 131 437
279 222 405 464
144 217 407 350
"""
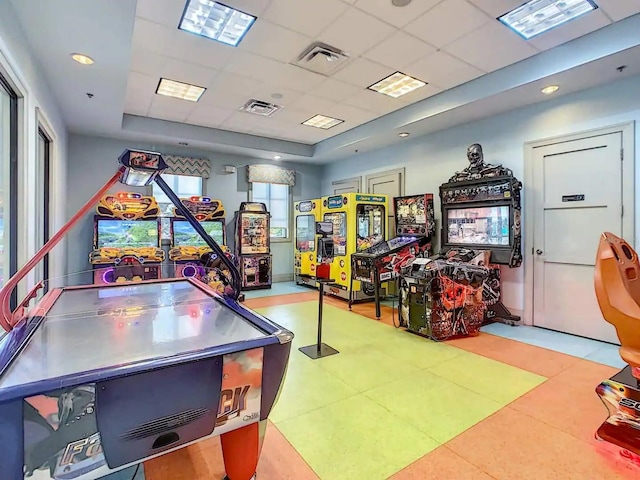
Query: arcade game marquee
89 193 164 284
235 202 272 290
320 193 389 302
0 149 293 480
349 193 436 319
294 199 321 289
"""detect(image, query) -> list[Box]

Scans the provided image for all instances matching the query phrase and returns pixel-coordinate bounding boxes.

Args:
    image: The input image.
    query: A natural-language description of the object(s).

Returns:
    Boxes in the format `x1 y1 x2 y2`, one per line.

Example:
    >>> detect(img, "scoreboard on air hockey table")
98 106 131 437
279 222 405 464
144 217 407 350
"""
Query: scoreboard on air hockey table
0 149 293 480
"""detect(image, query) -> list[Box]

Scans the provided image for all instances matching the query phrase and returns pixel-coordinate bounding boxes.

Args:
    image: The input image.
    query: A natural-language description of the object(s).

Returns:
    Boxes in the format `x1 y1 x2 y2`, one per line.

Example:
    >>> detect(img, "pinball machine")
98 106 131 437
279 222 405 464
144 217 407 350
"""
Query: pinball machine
0 149 293 480
235 202 272 290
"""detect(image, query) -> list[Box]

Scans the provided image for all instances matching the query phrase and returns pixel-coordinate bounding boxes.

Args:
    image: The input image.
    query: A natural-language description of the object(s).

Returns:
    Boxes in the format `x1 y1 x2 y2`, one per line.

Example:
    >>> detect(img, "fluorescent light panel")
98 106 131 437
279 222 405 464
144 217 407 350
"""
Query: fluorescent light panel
368 72 426 99
179 0 256 47
156 78 206 102
498 0 598 40
302 115 344 130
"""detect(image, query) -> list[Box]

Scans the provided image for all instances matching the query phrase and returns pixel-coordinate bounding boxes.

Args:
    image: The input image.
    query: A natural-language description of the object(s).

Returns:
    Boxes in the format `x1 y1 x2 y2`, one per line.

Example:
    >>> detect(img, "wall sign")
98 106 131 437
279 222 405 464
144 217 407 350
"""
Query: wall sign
327 196 344 209
298 201 313 213
355 194 386 203
562 194 585 202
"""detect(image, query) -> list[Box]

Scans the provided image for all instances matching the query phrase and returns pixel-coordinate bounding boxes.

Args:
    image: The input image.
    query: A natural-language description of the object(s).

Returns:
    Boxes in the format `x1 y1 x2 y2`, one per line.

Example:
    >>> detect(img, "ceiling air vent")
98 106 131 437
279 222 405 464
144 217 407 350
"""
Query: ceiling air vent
292 42 350 77
240 99 283 116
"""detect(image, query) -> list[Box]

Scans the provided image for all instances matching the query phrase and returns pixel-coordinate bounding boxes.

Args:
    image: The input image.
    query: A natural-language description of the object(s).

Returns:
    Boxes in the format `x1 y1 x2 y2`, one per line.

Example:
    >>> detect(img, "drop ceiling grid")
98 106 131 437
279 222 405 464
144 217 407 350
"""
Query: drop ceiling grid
127 0 634 144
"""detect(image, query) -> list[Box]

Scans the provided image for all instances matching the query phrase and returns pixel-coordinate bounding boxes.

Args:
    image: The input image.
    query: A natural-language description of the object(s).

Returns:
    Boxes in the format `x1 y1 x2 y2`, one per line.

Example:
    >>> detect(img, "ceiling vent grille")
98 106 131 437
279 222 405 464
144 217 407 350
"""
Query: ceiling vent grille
292 42 350 77
240 99 283 116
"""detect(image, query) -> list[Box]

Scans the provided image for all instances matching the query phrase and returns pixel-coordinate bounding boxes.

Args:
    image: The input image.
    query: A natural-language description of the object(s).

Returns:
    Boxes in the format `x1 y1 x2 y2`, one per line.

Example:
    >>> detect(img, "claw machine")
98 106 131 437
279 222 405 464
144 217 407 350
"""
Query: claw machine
294 199 321 288
235 202 272 290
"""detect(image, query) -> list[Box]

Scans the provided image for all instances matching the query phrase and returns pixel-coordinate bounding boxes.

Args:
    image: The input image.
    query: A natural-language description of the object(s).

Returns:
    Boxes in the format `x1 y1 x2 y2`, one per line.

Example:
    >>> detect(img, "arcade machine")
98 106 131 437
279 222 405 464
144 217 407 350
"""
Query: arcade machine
89 192 165 284
294 199 321 288
593 232 640 466
320 193 389 303
235 202 272 290
349 193 436 319
0 149 293 480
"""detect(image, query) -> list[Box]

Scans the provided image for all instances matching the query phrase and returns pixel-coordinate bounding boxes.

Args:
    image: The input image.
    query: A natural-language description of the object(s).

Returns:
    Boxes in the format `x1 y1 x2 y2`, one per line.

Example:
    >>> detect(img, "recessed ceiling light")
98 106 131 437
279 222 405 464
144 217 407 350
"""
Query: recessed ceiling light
398 132 410 138
179 0 256 47
392 0 412 6
156 78 206 102
274 155 282 160
541 85 560 95
498 0 598 40
71 53 95 65
302 114 344 130
368 72 427 99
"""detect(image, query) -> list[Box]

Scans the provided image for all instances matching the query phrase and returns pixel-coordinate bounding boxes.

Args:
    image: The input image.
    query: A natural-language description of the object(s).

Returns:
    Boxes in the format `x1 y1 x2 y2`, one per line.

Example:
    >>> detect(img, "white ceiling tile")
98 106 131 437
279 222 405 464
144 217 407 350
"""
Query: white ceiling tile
272 107 316 125
466 0 524 17
135 0 184 28
404 0 491 49
403 50 484 89
126 71 159 95
528 9 611 51
328 103 379 124
131 18 173 55
124 87 154 117
198 89 248 110
248 84 304 107
221 111 268 132
363 31 436 71
274 64 327 92
160 58 218 88
262 0 350 38
222 0 273 16
185 105 235 128
239 20 314 63
148 95 197 123
207 71 263 97
250 126 287 139
223 51 285 82
444 21 539 73
332 57 394 88
395 82 441 104
129 48 167 77
318 7 396 56
355 0 442 28
344 89 406 114
291 94 338 115
310 78 363 103
598 0 640 21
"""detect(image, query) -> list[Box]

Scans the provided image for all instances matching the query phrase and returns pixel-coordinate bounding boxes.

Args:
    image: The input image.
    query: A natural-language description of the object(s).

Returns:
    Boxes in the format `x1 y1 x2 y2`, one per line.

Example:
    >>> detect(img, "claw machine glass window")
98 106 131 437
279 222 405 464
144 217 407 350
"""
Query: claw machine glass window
296 215 315 252
356 204 385 252
323 212 346 256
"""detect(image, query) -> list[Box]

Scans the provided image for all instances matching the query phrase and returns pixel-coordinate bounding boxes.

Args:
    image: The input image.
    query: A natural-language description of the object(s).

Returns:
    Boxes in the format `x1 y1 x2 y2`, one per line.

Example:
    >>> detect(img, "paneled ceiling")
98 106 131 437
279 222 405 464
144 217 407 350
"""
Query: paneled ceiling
8 0 640 162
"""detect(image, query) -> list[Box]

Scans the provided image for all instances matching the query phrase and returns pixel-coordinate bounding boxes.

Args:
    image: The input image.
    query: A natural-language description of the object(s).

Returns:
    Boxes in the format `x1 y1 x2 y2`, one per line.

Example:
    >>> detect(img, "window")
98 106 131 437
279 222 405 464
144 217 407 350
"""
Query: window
35 128 51 291
152 174 203 240
251 182 290 239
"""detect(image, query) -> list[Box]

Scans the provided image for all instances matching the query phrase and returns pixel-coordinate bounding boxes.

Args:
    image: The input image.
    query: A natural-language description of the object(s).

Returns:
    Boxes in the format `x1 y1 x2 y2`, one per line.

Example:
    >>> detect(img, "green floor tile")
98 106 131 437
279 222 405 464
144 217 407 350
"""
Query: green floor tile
364 370 503 443
427 350 547 404
276 394 439 480
369 333 465 370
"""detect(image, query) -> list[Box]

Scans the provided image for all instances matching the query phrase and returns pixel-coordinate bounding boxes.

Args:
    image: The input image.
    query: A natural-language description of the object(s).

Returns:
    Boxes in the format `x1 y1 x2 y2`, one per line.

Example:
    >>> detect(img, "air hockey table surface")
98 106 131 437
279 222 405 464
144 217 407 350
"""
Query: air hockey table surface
0 278 293 480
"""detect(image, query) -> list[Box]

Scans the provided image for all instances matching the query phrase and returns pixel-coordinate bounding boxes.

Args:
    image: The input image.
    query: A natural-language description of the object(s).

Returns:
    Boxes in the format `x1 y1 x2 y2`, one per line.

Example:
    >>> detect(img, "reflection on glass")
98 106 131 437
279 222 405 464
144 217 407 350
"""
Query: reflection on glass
173 220 224 246
240 212 268 254
446 206 511 246
356 204 385 252
0 83 9 288
323 212 346 256
296 214 315 252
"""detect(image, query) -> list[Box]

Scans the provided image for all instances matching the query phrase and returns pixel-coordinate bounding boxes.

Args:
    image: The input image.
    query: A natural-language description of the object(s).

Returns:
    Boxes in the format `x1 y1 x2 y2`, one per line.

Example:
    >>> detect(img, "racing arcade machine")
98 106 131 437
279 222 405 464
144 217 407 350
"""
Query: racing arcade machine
294 199 321 288
0 149 293 480
349 193 436 319
89 192 164 284
235 202 272 290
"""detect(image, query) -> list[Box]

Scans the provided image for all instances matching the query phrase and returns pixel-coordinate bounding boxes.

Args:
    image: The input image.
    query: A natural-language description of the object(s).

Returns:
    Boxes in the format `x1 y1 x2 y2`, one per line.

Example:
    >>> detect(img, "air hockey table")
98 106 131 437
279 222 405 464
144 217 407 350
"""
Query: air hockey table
0 149 294 480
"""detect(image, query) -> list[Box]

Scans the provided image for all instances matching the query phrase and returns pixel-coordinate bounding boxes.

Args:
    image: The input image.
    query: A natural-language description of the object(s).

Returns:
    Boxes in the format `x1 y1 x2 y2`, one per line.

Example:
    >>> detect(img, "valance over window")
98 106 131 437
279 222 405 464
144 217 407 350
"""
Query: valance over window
247 164 296 186
164 155 210 178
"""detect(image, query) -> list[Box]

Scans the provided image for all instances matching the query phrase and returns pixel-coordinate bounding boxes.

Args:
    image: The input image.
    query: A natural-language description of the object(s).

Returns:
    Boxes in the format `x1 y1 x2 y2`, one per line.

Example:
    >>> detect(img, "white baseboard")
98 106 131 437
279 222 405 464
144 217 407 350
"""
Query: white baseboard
273 273 293 283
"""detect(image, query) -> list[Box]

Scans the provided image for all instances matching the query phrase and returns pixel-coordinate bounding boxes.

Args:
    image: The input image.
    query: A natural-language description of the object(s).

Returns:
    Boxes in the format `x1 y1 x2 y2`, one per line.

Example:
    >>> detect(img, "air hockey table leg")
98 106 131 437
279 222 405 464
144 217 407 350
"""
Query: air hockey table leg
221 419 267 480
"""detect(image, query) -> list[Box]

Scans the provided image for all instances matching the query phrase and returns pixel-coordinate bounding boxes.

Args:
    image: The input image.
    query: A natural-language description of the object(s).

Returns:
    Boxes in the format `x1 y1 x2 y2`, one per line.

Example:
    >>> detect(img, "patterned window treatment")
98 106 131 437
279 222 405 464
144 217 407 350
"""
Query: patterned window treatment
164 155 211 178
247 164 296 186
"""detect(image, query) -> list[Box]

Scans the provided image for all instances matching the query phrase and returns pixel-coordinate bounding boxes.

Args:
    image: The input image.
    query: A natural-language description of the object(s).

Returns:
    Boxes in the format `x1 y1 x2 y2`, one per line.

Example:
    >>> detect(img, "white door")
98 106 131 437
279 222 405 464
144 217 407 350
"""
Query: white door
532 132 623 343
366 169 404 237
333 178 360 194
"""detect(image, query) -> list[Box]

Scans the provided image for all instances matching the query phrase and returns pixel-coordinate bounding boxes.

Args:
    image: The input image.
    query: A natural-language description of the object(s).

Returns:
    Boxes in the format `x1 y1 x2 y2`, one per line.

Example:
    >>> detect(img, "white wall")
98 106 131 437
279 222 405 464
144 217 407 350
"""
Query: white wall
322 74 640 315
0 1 68 295
66 134 323 284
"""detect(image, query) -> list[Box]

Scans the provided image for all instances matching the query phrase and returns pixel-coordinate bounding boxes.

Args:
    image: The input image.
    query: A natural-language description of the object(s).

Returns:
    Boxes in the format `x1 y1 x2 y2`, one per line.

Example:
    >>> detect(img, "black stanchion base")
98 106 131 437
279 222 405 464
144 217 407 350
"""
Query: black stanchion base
299 343 339 359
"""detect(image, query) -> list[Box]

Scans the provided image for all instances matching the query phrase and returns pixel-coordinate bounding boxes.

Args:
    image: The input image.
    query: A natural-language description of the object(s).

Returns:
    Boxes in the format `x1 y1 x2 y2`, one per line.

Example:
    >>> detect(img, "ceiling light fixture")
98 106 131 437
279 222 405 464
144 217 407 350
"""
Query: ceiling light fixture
392 0 413 6
156 78 206 102
398 132 410 138
368 72 427 99
274 155 282 160
302 114 344 130
179 0 256 47
498 0 598 40
71 53 95 65
541 85 560 95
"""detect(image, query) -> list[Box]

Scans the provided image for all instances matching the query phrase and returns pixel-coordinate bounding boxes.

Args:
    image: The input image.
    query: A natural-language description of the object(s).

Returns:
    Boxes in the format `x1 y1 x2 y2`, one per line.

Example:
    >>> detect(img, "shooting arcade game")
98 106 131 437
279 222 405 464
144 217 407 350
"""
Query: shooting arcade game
89 192 164 284
349 193 436 319
294 199 321 288
593 232 640 467
0 149 293 480
235 202 272 290
169 196 234 294
320 193 389 302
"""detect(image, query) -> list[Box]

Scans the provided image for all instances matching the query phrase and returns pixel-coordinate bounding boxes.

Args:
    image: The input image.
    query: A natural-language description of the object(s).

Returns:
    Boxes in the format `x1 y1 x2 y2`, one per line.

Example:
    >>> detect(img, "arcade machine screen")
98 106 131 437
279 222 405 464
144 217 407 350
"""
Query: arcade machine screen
395 195 432 236
173 220 224 247
323 212 346 256
96 219 159 249
445 205 511 246
356 204 385 252
296 214 315 252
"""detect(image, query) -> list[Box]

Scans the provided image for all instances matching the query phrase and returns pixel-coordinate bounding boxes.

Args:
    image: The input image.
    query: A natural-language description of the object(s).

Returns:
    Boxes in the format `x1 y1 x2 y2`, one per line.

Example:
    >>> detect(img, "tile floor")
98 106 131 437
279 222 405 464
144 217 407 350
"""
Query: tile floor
107 282 638 480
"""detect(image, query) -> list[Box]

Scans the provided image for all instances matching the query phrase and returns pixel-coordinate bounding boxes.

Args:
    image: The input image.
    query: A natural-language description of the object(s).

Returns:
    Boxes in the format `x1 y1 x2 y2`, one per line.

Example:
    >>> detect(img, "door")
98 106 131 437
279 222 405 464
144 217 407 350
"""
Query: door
332 177 360 194
35 128 51 292
533 132 623 343
366 168 404 238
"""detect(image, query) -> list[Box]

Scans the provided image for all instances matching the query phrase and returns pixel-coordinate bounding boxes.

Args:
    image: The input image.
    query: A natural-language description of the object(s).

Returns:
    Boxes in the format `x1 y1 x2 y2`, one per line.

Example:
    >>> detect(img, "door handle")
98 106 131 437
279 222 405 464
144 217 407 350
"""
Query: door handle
536 249 543 255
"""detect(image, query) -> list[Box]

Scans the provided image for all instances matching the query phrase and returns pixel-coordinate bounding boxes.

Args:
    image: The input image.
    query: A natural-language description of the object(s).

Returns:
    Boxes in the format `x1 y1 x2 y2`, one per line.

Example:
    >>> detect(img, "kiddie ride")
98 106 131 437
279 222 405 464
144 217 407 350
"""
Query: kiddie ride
0 149 293 480
593 232 640 467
